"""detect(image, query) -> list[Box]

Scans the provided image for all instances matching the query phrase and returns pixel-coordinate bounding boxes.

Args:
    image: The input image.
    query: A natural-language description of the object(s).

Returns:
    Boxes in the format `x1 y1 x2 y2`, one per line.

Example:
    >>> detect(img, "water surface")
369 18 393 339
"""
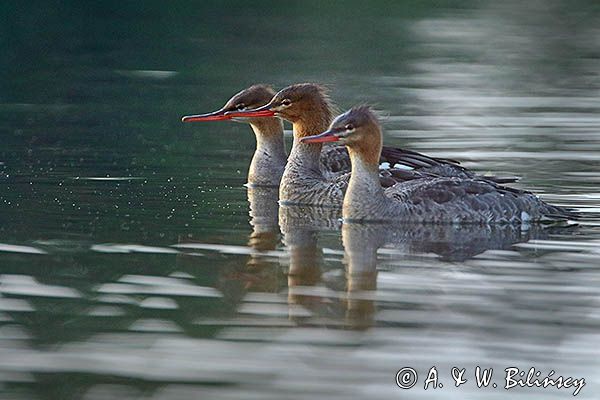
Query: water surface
1 1 600 399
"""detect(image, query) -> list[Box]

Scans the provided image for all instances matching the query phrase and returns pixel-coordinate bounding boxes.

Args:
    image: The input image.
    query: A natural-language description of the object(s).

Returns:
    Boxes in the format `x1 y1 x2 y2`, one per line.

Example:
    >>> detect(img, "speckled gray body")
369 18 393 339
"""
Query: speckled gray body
278 139 508 207
279 140 347 206
344 155 574 224
319 146 352 179
278 137 520 207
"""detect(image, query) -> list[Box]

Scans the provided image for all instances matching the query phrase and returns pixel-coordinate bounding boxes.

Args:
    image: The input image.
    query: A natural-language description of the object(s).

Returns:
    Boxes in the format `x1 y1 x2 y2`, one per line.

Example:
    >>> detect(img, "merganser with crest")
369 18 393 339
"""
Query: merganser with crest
225 83 515 207
301 106 576 223
182 85 285 187
182 85 355 187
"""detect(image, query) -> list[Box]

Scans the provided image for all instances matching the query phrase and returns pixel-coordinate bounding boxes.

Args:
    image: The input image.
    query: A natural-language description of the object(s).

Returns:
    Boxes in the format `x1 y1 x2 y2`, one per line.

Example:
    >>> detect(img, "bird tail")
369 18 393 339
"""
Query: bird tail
541 205 591 222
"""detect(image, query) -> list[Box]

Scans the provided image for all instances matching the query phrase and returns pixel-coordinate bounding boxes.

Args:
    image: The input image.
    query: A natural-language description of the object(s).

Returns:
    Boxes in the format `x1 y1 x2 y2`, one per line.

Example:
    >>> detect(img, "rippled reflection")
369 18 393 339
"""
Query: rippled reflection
2 0 600 398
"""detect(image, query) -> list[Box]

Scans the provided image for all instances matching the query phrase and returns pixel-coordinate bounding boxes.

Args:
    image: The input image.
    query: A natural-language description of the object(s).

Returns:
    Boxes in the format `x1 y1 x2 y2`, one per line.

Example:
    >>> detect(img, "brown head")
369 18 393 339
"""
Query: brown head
225 83 336 136
301 106 382 166
181 84 282 134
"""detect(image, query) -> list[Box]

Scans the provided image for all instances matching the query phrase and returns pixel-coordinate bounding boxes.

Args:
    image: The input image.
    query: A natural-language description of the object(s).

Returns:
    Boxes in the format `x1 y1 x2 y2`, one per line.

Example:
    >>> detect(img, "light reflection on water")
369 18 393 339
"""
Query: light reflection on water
1 0 600 399
1 217 599 399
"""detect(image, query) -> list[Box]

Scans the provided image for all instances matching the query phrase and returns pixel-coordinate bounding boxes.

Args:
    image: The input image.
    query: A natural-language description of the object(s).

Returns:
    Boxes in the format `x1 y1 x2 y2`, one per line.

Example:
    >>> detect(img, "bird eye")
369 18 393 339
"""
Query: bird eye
345 124 355 131
236 104 246 110
281 99 292 106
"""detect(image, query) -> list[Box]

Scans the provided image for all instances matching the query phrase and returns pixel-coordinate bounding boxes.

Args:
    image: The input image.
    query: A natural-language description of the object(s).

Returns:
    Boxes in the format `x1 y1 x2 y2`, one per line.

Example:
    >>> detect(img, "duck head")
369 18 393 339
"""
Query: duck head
301 106 382 165
181 84 277 124
225 83 334 127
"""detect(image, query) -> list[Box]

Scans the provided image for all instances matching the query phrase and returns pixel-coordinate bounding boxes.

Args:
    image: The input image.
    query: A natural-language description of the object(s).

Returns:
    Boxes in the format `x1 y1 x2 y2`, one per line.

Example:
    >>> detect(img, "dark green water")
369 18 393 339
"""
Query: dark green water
1 1 600 399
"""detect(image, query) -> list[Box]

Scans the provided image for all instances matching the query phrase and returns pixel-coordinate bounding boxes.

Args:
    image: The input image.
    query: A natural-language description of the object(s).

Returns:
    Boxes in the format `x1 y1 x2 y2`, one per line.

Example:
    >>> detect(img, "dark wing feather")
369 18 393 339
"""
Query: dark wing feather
381 145 518 184
385 177 577 223
320 145 352 175
320 145 519 185
381 146 461 167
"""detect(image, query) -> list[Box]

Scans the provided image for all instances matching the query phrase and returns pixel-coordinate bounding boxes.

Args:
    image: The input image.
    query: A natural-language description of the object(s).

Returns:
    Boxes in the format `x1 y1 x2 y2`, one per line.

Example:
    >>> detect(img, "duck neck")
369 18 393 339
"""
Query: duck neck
247 119 286 187
285 116 331 179
344 148 388 221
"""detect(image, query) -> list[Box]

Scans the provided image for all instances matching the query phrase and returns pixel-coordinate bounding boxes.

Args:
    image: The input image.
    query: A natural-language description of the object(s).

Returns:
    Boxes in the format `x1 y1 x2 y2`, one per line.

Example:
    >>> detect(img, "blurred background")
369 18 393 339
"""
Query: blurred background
1 1 600 399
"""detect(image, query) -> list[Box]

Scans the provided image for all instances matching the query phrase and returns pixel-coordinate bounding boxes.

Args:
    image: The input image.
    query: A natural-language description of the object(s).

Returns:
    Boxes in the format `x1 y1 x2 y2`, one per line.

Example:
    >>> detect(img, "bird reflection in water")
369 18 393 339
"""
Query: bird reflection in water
242 186 285 292
175 187 284 302
278 205 342 326
342 223 379 330
178 186 578 332
279 203 576 330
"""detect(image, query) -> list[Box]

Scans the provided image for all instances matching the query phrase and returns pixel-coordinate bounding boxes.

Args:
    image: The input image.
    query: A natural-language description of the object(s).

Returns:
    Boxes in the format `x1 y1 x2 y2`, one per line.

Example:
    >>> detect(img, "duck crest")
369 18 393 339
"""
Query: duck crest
284 84 338 179
285 83 336 136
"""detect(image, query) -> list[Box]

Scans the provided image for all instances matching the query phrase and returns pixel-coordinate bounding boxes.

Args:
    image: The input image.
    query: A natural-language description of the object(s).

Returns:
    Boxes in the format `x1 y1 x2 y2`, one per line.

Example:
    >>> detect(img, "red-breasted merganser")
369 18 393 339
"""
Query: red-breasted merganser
182 85 359 187
301 106 576 224
225 83 514 207
182 85 286 187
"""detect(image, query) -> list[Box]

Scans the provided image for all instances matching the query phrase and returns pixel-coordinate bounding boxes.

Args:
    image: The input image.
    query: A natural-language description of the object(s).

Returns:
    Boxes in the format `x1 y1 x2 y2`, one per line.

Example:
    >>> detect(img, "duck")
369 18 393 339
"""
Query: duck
182 85 358 187
301 106 577 224
181 85 286 187
225 83 515 207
